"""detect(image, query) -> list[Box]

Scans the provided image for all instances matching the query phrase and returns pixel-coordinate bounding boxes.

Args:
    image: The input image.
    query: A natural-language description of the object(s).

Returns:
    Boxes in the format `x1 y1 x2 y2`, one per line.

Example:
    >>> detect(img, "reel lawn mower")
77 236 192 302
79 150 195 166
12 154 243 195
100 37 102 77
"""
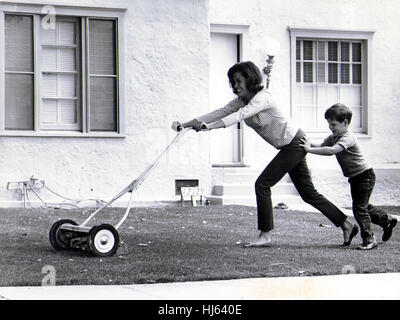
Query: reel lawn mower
49 128 190 257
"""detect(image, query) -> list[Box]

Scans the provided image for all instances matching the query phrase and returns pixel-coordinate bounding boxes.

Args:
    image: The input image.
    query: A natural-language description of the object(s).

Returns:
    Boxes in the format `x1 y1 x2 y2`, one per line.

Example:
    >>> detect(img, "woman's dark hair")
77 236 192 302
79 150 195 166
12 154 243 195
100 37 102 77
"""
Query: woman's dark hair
324 103 352 124
227 61 264 95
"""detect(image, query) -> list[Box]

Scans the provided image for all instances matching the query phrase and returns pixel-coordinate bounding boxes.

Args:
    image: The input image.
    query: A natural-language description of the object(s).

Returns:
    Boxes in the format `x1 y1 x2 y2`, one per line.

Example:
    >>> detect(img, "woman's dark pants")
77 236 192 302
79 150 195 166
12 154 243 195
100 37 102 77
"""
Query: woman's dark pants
255 129 348 232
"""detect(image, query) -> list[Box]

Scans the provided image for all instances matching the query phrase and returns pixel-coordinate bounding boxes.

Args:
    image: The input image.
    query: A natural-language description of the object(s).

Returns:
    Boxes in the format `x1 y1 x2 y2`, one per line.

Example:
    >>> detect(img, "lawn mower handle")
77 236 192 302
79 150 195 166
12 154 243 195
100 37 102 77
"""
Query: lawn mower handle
171 121 209 132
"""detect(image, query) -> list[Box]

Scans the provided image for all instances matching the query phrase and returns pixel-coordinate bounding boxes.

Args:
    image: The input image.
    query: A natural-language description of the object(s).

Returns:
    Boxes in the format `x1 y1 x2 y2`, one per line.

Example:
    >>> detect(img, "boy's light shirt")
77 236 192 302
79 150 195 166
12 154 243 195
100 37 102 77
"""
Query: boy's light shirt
322 129 371 178
196 89 299 149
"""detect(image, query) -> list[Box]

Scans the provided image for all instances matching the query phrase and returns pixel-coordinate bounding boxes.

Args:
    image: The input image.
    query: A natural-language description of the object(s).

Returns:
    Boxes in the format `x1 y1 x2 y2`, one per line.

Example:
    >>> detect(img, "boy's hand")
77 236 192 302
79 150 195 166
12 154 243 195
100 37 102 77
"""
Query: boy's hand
299 137 311 152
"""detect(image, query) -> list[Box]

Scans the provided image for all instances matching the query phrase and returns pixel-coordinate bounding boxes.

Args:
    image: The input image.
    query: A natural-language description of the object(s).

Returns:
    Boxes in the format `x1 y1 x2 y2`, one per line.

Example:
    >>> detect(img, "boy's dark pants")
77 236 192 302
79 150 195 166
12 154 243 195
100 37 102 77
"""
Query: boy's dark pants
255 129 348 232
349 168 389 243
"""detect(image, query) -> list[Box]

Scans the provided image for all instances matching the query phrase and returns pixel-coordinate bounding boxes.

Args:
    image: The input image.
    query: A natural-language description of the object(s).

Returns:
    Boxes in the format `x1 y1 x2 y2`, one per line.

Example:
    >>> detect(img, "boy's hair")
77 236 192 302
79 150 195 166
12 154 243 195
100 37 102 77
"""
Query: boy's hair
227 61 264 94
325 103 352 124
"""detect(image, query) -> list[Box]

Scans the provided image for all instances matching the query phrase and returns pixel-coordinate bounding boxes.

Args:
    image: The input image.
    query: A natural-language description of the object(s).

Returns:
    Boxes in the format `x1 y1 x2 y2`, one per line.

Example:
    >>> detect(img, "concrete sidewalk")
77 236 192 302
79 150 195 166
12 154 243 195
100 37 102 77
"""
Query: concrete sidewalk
1 273 400 300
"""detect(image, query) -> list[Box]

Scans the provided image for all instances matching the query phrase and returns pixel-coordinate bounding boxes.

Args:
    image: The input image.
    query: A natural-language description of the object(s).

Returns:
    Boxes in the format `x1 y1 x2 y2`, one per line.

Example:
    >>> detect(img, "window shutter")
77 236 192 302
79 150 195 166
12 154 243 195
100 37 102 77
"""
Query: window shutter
89 19 117 132
5 15 34 130
90 77 116 131
5 15 33 72
5 74 34 130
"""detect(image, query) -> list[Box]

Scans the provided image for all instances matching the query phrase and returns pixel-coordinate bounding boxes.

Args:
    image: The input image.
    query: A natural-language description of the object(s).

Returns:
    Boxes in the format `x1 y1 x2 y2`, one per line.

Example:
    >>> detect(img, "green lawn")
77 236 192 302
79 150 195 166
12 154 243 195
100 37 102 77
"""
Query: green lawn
0 205 399 286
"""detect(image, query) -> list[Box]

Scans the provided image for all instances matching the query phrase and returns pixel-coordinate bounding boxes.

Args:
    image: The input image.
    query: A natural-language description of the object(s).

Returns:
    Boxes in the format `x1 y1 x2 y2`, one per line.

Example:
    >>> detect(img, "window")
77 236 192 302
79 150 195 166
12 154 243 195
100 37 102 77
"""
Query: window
289 27 374 134
0 3 126 136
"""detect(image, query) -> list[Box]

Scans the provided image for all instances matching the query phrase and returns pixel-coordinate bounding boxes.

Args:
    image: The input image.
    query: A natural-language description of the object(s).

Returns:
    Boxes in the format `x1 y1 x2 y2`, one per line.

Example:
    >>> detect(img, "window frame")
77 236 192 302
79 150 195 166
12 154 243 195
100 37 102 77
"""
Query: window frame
288 26 375 137
0 2 127 137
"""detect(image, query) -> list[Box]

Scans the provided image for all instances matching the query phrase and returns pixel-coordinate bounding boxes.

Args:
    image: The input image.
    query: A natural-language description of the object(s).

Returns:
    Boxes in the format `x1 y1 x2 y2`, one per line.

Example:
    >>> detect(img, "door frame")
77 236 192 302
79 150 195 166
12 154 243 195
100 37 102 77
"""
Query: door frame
209 24 249 167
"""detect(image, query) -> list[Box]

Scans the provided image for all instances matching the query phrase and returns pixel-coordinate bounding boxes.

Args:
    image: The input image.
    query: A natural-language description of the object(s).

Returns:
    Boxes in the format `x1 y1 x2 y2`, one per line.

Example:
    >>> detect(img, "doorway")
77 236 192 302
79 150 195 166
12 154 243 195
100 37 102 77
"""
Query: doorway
209 32 243 166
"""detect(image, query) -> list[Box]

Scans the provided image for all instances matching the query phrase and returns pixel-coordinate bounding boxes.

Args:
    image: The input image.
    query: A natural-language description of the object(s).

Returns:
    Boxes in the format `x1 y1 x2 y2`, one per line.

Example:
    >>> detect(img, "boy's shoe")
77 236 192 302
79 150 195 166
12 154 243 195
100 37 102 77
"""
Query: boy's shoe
382 219 397 242
357 240 377 250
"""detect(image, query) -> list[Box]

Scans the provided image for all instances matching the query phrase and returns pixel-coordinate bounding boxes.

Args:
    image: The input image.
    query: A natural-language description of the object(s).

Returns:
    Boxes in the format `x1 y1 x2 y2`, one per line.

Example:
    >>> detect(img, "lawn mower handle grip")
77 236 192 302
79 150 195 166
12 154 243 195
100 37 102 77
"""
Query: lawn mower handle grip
171 121 184 132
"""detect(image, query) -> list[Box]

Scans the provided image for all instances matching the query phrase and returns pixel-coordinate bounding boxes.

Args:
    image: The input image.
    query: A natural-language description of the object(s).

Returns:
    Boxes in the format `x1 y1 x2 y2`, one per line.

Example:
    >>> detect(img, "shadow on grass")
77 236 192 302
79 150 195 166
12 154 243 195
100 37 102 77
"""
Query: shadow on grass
0 205 399 286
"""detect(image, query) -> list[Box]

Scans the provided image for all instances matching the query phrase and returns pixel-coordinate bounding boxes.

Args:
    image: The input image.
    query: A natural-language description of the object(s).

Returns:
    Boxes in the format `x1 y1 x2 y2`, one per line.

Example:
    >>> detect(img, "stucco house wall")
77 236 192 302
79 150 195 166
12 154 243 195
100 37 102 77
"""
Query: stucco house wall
209 0 400 206
209 0 400 168
0 0 399 208
0 0 212 207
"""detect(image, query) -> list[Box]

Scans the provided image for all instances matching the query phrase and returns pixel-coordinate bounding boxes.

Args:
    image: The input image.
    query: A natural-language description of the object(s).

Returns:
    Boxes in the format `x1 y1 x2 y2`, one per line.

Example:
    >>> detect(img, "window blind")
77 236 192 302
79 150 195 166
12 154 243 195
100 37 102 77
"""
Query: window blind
90 77 116 131
89 19 117 132
5 15 34 130
40 18 80 130
5 15 33 72
5 74 34 130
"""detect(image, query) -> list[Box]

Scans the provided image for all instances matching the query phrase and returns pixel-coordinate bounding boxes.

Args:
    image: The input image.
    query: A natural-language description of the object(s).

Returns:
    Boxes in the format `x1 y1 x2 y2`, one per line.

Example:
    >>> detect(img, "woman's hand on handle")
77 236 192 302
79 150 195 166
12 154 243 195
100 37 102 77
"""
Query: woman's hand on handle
171 119 207 132
199 122 210 131
171 121 183 132
190 119 205 131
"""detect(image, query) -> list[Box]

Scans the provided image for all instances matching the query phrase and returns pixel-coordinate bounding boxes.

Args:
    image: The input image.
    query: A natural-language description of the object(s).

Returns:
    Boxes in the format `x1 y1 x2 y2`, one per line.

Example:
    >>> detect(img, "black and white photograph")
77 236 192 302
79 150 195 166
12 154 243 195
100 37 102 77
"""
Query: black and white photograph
0 0 399 312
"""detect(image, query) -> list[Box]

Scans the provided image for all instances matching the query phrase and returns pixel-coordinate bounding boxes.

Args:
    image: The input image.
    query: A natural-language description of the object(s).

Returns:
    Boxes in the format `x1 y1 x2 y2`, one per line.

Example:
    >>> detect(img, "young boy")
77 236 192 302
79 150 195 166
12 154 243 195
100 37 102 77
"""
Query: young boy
300 103 397 250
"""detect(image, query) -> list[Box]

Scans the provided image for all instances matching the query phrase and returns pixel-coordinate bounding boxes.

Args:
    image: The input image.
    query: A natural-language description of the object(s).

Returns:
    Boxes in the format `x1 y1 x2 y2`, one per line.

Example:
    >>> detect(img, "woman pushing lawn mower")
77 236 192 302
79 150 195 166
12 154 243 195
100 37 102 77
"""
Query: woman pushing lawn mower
172 61 358 248
49 61 357 257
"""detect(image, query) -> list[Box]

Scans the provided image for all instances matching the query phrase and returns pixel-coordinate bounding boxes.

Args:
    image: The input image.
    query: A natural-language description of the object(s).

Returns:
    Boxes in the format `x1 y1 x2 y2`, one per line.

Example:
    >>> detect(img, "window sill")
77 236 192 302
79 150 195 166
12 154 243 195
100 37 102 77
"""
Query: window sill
0 131 126 138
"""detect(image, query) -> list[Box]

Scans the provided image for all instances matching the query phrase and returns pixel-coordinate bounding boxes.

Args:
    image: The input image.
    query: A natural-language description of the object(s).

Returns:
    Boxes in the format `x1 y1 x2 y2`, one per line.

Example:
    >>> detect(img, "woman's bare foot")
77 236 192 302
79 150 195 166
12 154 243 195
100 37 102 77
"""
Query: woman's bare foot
341 219 359 246
244 231 272 247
